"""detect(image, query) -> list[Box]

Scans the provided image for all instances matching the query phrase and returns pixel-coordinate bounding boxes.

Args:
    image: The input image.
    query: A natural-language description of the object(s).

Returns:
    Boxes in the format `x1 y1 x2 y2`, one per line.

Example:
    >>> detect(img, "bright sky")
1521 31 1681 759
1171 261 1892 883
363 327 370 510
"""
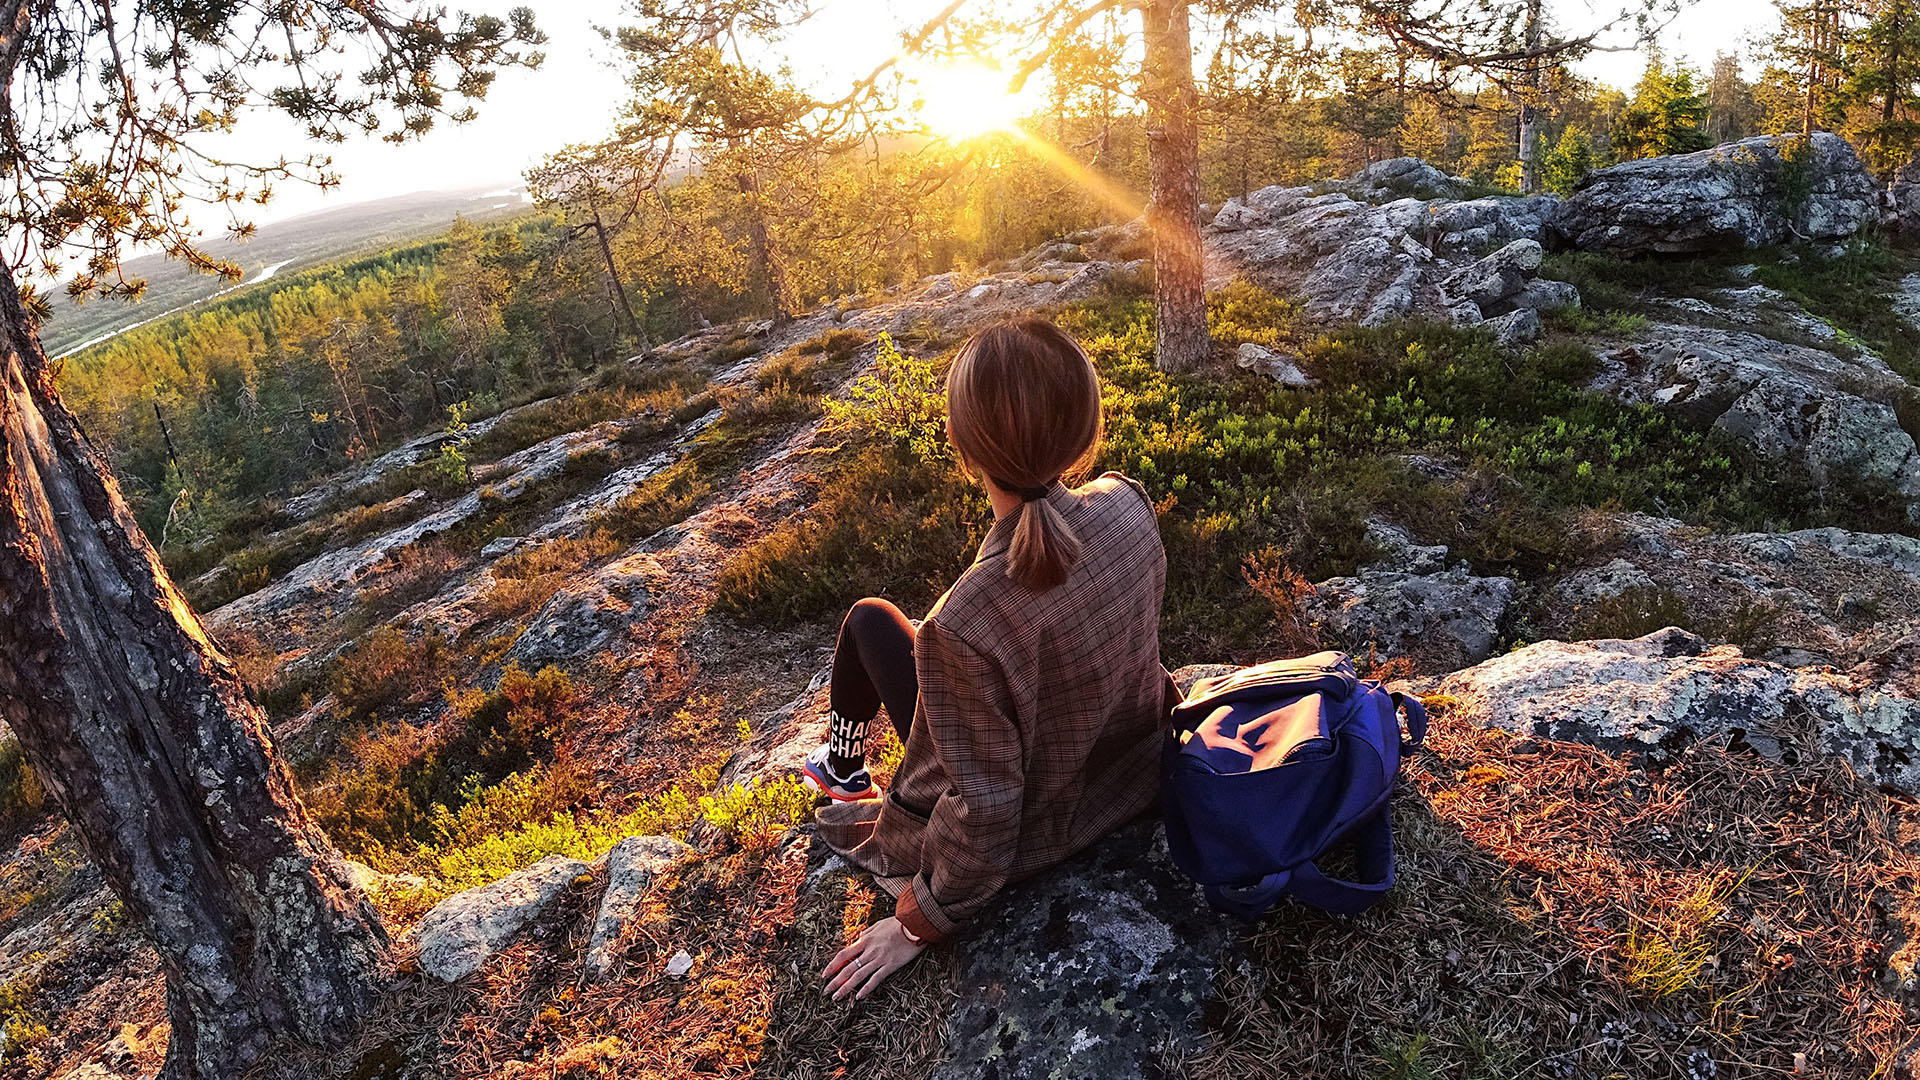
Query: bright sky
231 0 1775 228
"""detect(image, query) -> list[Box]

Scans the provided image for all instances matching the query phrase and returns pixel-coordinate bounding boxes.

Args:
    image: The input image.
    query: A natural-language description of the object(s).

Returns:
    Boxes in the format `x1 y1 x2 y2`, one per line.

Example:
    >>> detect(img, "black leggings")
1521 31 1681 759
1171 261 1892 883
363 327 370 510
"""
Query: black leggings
829 597 918 750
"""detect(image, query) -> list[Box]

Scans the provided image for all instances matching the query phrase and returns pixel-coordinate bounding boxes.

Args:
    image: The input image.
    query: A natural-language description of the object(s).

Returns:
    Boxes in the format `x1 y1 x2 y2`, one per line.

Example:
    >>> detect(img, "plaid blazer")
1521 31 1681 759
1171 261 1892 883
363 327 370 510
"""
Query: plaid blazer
815 471 1177 942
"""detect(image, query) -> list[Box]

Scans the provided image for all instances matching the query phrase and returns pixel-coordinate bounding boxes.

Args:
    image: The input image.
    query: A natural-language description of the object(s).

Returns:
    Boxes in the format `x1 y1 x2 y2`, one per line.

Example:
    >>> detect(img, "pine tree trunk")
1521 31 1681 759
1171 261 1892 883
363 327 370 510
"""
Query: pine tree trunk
1518 0 1543 191
1140 0 1209 373
735 168 795 327
589 216 650 357
0 267 389 1078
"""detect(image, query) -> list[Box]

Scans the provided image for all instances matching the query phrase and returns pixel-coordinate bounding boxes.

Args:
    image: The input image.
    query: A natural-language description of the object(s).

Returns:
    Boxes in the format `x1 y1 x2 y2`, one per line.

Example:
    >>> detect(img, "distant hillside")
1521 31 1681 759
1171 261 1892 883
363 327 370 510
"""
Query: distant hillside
39 184 535 358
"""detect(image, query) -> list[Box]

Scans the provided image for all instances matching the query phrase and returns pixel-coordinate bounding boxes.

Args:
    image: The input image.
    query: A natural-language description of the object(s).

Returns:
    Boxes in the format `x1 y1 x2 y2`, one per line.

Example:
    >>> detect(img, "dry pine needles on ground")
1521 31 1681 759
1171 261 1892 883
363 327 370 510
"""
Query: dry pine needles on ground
258 709 1917 1080
1189 707 1920 1080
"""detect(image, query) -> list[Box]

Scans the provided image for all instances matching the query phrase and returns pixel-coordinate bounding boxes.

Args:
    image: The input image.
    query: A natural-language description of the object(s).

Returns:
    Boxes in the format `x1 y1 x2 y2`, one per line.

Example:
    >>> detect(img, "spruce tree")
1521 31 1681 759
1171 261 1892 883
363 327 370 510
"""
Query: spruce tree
1613 58 1714 159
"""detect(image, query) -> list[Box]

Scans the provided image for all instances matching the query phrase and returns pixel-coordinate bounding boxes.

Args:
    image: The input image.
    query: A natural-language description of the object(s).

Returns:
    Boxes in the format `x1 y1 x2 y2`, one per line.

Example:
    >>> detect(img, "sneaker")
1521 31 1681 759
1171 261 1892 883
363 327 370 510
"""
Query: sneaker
802 744 879 802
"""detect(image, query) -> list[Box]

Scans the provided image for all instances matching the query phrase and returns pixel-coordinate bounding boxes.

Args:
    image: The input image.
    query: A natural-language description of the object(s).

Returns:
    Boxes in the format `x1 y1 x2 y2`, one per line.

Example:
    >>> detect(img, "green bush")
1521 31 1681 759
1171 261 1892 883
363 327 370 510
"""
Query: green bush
1536 250 1739 313
1750 241 1918 384
308 662 578 858
718 293 1873 664
820 332 950 464
695 776 816 848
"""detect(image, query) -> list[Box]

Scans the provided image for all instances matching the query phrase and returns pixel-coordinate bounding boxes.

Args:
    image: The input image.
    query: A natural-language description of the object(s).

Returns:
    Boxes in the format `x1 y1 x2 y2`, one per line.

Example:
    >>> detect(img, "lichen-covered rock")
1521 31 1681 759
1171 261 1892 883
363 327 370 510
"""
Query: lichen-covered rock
1234 342 1314 386
209 418 645 631
1206 173 1566 329
1433 628 1920 793
1531 514 1920 670
506 554 651 668
1547 133 1877 255
1884 156 1920 235
931 820 1231 1080
1548 557 1658 608
1593 325 1920 518
1363 519 1450 575
584 836 689 981
1516 277 1580 313
1894 272 1920 330
1347 156 1460 200
415 856 591 982
1485 307 1543 347
1171 663 1240 697
1306 564 1516 669
278 398 550 522
1440 239 1543 313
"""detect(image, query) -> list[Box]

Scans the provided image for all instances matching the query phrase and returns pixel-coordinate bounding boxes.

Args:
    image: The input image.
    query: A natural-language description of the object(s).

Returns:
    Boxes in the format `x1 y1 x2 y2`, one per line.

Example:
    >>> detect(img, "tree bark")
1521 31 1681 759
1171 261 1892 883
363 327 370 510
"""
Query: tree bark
734 167 796 327
588 216 650 358
0 267 388 1078
1518 0 1543 191
1140 0 1209 373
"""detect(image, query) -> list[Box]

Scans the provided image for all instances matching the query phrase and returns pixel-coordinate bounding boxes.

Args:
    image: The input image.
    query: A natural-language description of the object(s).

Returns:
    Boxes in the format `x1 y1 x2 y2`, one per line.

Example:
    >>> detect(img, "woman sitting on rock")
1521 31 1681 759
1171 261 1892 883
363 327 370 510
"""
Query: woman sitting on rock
808 316 1176 1000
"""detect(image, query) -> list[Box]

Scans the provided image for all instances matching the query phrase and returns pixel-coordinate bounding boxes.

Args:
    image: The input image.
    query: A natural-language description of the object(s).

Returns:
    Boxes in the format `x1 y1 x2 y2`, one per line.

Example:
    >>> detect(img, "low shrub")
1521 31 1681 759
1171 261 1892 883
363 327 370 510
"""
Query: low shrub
591 458 715 543
1569 589 1784 657
793 328 866 360
720 293 1854 664
819 332 950 463
695 776 816 849
328 626 452 725
1570 586 1693 642
720 380 821 429
713 441 985 625
479 531 625 622
1207 279 1302 352
466 368 705 462
307 663 579 859
1749 241 1917 382
1537 250 1741 313
0 739 47 833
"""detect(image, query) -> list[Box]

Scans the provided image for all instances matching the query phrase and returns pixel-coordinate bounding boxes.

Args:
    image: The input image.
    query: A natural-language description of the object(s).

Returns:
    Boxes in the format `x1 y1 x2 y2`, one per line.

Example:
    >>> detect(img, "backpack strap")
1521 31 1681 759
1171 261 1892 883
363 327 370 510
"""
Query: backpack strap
1202 811 1398 920
1280 809 1397 914
1390 690 1428 750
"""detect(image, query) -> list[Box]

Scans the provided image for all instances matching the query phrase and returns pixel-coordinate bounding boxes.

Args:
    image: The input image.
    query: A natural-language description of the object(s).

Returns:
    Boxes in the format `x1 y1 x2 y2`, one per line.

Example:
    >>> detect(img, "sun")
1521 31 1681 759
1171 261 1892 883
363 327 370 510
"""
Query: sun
909 62 1027 141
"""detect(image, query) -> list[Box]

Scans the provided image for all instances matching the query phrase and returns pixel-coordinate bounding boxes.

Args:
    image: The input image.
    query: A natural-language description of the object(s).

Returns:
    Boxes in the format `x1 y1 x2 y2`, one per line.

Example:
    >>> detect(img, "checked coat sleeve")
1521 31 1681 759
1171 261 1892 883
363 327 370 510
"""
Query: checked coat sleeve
894 617 1024 943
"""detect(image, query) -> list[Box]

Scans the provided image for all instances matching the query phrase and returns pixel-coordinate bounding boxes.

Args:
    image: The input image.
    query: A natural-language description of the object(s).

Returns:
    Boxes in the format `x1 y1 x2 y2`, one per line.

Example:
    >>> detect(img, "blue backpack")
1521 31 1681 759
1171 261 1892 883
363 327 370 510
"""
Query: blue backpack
1160 651 1427 920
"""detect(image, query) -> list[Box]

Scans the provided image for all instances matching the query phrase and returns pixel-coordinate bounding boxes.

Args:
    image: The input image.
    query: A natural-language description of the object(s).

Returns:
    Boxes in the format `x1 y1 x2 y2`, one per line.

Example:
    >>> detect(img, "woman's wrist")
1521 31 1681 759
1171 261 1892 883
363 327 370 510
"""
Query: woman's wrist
898 919 924 946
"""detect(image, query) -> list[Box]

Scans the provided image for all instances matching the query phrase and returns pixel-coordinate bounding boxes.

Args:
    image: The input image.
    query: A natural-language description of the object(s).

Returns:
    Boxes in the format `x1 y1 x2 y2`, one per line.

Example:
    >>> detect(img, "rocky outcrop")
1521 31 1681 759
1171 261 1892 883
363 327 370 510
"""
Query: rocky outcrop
1206 174 1569 333
278 395 562 523
1439 239 1545 313
928 820 1230 1080
1432 628 1920 794
1592 325 1920 518
1344 156 1462 201
1894 273 1920 330
1306 563 1516 669
1548 133 1878 255
415 855 591 982
1234 342 1315 386
584 836 688 981
506 553 653 669
1536 515 1920 672
1885 156 1920 235
208 417 650 631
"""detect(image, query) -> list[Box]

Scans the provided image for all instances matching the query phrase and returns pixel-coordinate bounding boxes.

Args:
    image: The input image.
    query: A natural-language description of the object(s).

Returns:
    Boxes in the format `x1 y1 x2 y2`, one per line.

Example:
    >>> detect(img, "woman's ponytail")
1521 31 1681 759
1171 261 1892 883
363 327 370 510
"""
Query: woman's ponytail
946 318 1103 591
1008 493 1083 591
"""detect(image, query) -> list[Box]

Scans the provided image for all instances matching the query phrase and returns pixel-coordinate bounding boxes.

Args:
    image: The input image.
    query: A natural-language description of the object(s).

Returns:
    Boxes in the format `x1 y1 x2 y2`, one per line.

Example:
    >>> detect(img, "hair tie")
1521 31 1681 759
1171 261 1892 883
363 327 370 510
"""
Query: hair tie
993 475 1054 502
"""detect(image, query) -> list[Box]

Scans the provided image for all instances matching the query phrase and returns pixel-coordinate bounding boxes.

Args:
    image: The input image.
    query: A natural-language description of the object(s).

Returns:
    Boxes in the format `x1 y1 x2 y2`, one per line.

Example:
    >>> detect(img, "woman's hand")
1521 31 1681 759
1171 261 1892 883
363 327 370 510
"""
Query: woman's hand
821 916 926 1001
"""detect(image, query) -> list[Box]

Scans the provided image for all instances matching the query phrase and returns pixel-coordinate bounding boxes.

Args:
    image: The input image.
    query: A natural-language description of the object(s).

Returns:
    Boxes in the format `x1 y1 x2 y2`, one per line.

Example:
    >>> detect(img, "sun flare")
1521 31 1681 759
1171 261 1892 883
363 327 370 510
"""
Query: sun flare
909 62 1027 141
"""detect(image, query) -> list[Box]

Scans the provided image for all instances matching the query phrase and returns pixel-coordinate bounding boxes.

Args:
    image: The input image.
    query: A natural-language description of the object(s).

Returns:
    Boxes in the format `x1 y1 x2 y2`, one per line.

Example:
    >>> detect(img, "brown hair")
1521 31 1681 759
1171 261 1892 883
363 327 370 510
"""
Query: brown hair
946 317 1103 590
